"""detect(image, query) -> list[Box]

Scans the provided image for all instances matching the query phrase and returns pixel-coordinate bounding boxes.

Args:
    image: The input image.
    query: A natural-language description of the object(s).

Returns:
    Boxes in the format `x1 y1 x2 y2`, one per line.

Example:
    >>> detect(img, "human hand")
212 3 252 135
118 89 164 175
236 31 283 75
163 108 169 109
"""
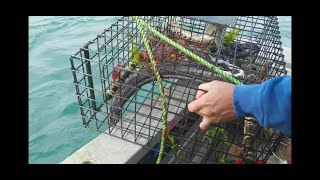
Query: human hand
188 81 237 131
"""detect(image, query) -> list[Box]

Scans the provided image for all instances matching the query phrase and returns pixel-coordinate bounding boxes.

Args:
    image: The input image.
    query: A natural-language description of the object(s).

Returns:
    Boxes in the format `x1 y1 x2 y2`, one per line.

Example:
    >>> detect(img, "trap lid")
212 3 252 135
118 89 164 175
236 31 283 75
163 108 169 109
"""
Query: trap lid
189 16 238 27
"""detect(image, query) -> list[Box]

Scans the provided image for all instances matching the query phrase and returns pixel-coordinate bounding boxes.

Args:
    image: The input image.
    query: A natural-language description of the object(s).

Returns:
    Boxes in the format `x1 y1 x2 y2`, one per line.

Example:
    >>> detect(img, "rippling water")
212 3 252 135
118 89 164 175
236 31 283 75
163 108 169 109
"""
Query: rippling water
29 16 291 164
278 16 291 63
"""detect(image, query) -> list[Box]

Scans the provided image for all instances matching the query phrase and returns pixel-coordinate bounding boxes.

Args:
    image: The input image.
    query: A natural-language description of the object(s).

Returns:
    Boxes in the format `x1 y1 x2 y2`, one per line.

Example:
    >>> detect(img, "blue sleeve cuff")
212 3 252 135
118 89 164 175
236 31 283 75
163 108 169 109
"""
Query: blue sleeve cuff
233 76 291 133
233 84 261 119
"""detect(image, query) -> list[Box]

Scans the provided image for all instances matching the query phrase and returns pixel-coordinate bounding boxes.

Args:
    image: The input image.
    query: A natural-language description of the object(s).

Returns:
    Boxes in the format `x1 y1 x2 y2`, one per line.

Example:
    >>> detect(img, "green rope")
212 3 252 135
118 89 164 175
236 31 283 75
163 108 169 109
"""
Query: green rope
133 16 168 164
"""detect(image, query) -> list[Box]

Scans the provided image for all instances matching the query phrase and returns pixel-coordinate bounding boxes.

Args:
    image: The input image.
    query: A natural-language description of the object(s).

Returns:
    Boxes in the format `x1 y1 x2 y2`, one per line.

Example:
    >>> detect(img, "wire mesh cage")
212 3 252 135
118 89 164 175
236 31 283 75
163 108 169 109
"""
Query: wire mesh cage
70 16 288 164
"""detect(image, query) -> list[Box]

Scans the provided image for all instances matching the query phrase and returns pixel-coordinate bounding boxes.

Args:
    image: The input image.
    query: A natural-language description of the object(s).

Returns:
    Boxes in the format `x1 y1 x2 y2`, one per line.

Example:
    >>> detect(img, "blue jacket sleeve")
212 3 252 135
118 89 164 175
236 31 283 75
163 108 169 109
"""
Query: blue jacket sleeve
233 76 291 133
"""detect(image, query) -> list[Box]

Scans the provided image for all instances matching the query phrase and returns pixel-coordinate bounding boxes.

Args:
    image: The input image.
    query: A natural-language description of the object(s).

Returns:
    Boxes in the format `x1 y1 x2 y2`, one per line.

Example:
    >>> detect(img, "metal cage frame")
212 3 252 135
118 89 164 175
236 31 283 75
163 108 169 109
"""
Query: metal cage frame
70 16 287 164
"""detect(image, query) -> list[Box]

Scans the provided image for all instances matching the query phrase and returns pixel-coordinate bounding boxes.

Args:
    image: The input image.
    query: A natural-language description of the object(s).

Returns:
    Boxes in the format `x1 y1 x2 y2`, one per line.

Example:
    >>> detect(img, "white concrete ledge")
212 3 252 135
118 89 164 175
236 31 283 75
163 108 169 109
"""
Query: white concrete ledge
60 133 144 164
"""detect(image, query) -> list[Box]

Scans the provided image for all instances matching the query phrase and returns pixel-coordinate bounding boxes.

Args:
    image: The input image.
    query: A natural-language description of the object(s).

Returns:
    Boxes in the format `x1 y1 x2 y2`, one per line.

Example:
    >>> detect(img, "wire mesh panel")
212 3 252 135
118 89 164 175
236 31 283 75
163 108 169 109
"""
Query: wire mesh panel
70 16 287 164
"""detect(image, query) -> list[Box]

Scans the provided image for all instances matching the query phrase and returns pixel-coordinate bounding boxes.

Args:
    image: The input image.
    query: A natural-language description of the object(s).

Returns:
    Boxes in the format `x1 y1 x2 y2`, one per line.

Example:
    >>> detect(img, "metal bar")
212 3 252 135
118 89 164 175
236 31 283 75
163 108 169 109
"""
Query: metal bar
83 46 97 117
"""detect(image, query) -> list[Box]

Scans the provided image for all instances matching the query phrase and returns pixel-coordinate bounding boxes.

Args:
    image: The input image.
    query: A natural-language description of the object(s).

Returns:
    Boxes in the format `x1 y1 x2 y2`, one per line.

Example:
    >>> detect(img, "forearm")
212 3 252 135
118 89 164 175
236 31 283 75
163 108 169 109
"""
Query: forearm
233 76 291 133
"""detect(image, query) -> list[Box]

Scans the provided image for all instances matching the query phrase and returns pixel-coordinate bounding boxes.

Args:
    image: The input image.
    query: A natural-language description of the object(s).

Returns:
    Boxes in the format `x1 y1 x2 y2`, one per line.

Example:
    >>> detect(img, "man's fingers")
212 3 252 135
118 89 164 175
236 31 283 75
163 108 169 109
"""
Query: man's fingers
199 116 212 131
195 82 214 99
198 82 213 91
195 89 206 99
188 94 207 112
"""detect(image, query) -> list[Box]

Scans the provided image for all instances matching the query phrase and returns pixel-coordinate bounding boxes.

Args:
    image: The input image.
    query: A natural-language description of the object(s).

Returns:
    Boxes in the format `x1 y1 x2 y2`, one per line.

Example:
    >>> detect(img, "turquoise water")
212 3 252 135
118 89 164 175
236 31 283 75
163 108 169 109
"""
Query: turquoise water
278 16 292 63
29 16 291 164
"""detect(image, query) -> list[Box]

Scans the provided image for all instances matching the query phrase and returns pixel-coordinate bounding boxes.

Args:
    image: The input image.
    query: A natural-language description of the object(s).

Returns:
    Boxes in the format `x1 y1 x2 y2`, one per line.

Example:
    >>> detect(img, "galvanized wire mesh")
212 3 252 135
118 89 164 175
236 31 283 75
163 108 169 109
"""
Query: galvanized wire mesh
70 16 287 164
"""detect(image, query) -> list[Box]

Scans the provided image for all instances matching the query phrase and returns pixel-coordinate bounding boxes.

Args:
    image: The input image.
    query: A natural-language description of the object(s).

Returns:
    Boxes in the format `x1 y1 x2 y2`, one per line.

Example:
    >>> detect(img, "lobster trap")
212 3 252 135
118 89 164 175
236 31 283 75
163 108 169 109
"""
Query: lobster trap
70 16 288 164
